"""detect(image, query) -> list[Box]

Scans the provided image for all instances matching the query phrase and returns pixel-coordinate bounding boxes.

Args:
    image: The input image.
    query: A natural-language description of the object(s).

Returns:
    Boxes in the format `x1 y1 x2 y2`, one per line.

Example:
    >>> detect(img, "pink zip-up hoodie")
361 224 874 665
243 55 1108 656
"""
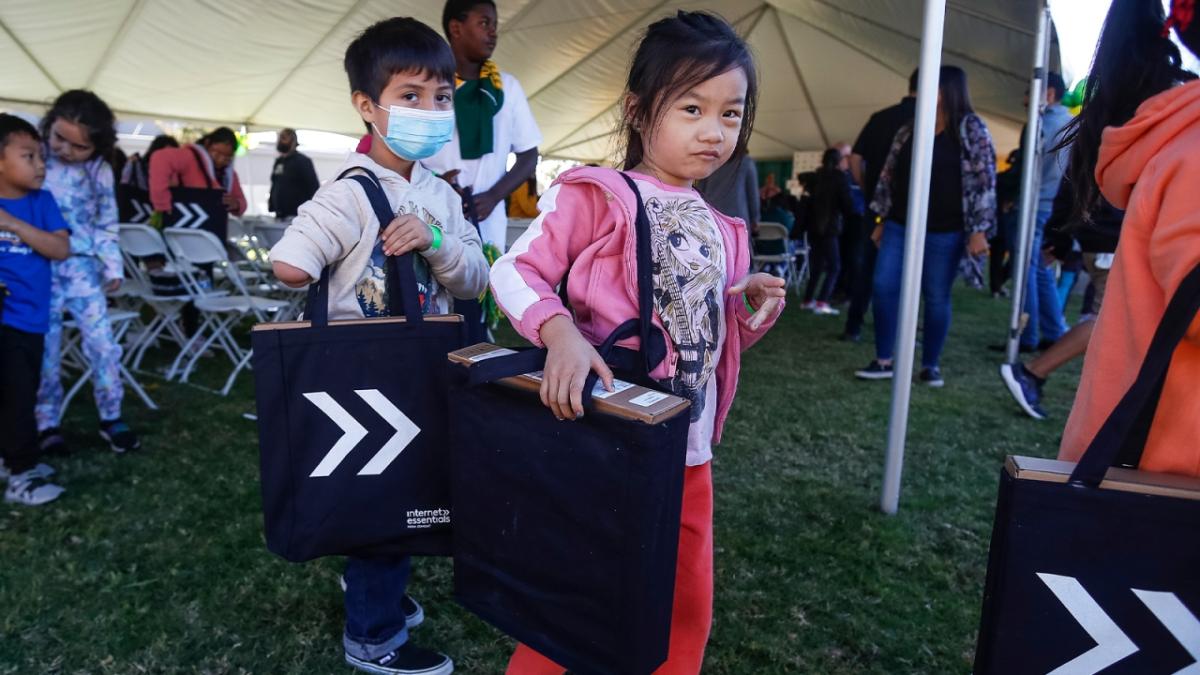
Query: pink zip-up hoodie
490 166 783 460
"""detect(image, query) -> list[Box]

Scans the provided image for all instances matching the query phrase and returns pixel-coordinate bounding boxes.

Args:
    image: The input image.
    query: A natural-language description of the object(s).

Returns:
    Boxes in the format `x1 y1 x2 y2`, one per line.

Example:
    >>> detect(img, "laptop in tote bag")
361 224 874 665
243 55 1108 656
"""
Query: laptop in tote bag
251 170 464 562
448 173 691 675
974 264 1200 674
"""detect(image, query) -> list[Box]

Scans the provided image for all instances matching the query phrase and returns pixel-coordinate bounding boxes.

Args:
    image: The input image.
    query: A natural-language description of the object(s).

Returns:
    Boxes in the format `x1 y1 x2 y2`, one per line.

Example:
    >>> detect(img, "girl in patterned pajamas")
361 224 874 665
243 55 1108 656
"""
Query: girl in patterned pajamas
36 90 140 454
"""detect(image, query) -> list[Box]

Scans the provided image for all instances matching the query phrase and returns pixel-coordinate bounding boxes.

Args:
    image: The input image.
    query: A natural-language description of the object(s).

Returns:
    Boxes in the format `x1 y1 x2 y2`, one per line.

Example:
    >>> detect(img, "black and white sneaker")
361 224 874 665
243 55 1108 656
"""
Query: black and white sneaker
919 367 945 388
338 576 425 629
345 643 453 675
5 470 64 506
855 360 894 380
99 419 140 453
0 459 56 480
1000 362 1047 420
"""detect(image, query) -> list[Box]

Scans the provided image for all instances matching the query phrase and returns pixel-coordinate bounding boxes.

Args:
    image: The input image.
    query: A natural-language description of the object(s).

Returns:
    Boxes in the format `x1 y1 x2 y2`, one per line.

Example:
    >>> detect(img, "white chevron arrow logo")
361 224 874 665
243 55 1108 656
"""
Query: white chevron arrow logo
189 202 209 230
174 202 194 229
1132 589 1200 675
303 389 420 477
131 199 150 223
354 389 420 475
1039 573 1139 674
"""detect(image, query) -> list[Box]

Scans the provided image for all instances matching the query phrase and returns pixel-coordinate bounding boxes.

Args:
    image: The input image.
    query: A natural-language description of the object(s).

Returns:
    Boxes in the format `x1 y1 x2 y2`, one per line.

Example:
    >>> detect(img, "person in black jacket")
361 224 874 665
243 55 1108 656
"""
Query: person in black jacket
268 128 320 220
802 148 856 315
999 169 1124 420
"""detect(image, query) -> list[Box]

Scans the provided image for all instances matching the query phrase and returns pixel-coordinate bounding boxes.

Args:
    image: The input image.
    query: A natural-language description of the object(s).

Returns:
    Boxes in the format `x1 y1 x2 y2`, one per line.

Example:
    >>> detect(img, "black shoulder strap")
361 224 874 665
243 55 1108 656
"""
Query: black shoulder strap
1070 262 1200 487
616 172 667 375
303 167 423 325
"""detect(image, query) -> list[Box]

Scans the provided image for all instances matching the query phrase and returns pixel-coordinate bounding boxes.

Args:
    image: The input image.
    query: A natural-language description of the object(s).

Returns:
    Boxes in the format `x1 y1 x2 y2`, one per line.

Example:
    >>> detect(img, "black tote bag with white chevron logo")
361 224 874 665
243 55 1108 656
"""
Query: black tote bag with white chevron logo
974 264 1200 674
251 170 464 562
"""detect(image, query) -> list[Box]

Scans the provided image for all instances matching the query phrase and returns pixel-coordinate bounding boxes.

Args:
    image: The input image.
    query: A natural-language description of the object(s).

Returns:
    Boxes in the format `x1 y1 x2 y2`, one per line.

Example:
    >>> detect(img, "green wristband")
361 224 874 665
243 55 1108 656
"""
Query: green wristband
744 293 756 313
425 224 443 253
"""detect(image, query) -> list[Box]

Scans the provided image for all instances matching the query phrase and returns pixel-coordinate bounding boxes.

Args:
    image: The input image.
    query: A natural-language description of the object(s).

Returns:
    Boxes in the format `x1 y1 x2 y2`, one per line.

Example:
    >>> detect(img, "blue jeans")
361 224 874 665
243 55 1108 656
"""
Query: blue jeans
1009 206 1067 348
343 556 411 661
872 221 965 369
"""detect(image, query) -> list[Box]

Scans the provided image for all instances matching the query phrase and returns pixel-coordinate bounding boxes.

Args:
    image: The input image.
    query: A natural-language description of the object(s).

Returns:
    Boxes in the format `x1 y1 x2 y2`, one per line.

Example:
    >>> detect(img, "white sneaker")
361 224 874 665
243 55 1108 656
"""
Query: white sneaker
0 459 56 480
814 302 841 316
801 300 818 311
5 470 64 505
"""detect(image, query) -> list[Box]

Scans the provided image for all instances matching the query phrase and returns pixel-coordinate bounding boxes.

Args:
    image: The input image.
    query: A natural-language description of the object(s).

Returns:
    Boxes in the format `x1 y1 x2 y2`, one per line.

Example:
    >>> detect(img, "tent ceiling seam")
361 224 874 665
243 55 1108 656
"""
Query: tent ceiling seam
773 7 829 147
945 1 1036 37
546 130 614 155
750 127 801 154
736 3 771 38
245 0 371 124
0 17 63 93
501 0 545 33
86 0 150 88
791 0 1028 81
526 0 673 103
544 102 618 155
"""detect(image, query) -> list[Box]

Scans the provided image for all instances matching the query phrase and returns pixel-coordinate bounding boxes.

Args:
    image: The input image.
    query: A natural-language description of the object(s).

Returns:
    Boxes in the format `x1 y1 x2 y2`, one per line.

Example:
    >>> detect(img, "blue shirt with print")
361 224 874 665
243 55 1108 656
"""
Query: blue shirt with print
0 190 69 333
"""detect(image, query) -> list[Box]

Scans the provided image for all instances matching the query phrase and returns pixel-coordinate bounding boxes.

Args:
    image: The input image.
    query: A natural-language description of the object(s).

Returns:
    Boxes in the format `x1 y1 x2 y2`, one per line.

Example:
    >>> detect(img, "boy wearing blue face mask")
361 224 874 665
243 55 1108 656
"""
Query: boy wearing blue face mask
269 17 488 675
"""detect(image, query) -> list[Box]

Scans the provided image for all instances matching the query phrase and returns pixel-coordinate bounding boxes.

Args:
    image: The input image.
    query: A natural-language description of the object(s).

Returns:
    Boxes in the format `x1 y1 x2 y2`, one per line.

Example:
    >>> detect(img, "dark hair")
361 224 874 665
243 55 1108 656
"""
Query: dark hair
345 17 458 131
146 134 179 161
1046 71 1067 100
937 65 975 146
40 89 117 163
1058 0 1196 222
820 147 842 171
618 11 758 171
0 113 40 153
908 68 919 94
442 0 496 39
200 126 239 151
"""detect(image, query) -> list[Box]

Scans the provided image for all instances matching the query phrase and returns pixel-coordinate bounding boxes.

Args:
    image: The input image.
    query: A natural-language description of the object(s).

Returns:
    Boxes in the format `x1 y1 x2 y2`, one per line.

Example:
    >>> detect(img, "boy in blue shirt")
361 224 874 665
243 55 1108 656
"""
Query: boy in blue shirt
0 114 70 505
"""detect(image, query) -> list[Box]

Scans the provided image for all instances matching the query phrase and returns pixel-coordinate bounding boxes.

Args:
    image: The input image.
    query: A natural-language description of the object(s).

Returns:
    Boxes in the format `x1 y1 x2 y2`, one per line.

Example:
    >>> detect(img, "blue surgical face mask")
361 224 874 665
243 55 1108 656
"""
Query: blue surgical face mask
372 103 454 161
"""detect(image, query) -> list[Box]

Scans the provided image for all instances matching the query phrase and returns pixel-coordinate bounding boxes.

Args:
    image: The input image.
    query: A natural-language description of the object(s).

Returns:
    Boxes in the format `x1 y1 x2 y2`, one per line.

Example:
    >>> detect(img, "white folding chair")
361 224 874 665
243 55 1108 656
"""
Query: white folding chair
118 223 193 370
242 219 307 320
162 228 286 395
59 309 158 419
752 222 804 292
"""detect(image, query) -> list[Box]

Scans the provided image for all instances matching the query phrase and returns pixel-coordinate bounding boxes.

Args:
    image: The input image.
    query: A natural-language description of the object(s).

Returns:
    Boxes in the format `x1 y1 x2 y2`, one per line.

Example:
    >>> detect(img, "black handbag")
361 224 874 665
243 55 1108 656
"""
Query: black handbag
251 169 465 562
448 173 689 675
974 264 1200 674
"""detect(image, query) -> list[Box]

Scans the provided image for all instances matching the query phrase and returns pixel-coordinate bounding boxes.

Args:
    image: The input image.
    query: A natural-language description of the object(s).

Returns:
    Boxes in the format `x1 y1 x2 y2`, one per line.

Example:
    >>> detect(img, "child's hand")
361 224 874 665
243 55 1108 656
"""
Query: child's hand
539 315 615 421
380 214 433 256
0 207 19 233
728 273 786 330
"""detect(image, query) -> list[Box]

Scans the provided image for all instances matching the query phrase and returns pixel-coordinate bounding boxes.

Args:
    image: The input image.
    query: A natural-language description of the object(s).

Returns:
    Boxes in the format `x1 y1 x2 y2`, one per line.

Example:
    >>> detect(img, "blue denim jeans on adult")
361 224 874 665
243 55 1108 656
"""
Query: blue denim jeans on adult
872 221 965 368
1008 206 1067 348
343 556 411 661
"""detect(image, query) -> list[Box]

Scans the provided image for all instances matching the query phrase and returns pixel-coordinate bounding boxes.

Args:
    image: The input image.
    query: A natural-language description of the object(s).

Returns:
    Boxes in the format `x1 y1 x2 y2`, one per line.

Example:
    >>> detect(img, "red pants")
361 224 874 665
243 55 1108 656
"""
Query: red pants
506 463 714 675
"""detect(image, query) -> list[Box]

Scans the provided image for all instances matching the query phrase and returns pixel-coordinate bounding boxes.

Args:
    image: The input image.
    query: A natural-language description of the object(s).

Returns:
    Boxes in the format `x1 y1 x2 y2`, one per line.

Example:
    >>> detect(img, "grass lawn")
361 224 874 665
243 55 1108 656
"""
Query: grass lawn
0 287 1079 674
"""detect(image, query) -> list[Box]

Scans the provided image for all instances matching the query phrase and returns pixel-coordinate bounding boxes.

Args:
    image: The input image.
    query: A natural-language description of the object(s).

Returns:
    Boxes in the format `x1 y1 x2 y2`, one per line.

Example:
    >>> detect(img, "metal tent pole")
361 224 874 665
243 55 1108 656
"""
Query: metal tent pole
880 0 948 515
1005 2 1053 364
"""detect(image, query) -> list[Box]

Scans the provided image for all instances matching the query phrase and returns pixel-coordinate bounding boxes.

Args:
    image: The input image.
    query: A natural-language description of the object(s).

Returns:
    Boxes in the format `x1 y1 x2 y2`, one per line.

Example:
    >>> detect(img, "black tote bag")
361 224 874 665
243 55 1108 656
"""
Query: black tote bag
252 170 465 562
448 173 688 675
974 264 1200 674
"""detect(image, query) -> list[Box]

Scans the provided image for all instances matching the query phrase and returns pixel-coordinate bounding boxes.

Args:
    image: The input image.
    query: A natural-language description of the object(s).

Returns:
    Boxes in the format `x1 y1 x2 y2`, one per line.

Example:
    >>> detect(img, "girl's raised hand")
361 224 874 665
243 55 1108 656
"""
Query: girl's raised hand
538 315 615 421
728 272 786 330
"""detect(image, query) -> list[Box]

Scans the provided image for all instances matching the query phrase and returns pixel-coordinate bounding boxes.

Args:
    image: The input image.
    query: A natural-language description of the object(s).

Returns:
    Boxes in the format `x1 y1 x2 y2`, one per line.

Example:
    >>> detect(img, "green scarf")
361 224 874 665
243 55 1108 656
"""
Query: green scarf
454 60 505 160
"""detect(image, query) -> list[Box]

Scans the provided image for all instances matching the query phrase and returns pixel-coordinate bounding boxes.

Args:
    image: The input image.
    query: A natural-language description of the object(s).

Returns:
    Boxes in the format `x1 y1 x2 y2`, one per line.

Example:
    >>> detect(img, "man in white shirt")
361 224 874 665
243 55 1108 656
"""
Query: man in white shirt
428 0 542 254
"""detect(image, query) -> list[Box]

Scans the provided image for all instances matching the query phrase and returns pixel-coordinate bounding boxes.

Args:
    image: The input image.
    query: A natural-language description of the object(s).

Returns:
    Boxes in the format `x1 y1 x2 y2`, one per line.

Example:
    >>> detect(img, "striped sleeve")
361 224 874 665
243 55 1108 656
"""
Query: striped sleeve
489 181 610 347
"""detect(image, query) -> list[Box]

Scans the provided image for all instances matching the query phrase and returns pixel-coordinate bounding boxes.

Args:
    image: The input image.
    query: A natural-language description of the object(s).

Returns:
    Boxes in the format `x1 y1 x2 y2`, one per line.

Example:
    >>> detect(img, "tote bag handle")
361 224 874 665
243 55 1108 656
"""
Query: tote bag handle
304 168 424 327
1069 263 1200 488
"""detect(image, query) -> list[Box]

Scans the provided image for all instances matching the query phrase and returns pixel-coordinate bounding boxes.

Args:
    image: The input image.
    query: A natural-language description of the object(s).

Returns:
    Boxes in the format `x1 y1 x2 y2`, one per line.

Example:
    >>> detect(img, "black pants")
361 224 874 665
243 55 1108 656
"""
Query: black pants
1 325 45 474
805 233 841 304
835 214 864 299
844 238 878 337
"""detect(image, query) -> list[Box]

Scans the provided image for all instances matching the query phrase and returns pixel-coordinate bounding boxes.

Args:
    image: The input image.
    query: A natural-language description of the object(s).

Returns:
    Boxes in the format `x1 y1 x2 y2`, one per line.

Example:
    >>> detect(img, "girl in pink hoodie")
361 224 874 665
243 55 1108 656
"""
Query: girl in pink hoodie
491 11 785 675
1057 0 1200 475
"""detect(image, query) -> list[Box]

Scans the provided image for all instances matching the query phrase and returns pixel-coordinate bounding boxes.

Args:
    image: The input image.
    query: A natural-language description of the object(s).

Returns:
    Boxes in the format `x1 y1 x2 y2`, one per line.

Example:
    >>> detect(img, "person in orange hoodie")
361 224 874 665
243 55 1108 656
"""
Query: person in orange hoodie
1057 0 1200 475
148 126 247 218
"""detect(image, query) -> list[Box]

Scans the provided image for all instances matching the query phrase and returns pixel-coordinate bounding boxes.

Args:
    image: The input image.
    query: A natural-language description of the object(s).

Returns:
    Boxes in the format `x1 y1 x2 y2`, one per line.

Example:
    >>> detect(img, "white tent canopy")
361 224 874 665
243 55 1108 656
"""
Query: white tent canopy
1 0 1050 162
